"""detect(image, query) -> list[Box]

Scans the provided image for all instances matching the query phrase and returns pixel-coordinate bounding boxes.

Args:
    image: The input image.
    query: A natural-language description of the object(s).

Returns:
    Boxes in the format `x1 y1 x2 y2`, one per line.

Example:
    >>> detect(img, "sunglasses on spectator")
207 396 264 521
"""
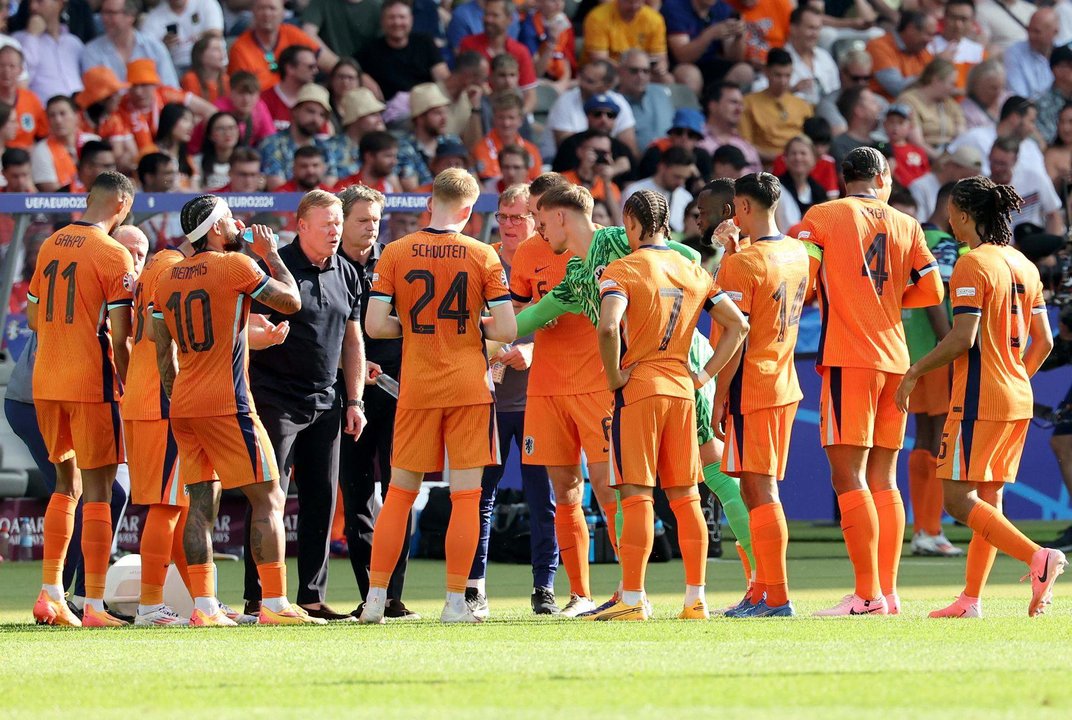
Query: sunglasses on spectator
670 128 702 140
265 51 278 73
589 110 618 119
495 212 533 224
850 73 872 83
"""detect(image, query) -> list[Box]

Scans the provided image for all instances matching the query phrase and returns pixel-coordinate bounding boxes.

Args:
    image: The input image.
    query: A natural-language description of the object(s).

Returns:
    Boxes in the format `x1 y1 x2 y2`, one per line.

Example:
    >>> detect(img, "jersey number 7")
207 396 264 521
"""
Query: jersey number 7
658 287 684 351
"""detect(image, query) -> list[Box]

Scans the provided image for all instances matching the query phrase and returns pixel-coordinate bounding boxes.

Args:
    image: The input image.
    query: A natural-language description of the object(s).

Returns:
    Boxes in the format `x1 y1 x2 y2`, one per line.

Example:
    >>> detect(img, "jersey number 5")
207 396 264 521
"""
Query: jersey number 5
165 291 215 352
861 233 889 296
405 270 470 335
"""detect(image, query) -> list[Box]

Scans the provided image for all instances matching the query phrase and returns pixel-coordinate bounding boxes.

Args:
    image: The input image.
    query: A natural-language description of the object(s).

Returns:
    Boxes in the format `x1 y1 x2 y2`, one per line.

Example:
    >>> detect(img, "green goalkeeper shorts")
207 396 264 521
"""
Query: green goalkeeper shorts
689 330 716 446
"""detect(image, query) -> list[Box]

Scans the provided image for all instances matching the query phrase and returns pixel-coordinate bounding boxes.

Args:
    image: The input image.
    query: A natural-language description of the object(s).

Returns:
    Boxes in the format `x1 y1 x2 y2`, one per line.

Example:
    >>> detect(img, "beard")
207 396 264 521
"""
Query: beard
222 225 244 252
700 223 716 249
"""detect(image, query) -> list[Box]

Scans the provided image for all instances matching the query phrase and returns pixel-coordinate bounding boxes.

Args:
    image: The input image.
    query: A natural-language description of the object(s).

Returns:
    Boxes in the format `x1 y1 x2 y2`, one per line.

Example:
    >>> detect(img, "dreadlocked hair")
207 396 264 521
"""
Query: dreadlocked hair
623 189 670 244
180 194 221 248
950 176 1022 246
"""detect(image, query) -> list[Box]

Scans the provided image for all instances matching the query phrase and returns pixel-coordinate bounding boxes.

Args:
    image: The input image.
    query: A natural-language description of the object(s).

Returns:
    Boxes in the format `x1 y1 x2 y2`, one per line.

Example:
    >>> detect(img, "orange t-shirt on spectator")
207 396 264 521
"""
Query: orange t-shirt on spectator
732 0 792 65
471 130 542 181
228 26 319 91
7 88 48 149
181 71 230 104
866 33 933 100
562 170 621 206
120 87 191 150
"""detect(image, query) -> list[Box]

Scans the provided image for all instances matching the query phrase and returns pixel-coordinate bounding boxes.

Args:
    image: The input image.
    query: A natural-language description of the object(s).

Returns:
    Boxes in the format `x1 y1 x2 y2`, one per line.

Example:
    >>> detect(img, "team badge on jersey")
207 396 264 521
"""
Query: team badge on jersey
524 435 535 455
20 113 33 132
594 264 606 279
122 273 136 292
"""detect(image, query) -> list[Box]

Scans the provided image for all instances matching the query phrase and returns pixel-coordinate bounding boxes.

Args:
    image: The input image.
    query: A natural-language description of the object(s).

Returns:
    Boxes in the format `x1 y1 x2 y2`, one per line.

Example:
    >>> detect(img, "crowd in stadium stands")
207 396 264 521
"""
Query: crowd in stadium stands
4 0 1072 619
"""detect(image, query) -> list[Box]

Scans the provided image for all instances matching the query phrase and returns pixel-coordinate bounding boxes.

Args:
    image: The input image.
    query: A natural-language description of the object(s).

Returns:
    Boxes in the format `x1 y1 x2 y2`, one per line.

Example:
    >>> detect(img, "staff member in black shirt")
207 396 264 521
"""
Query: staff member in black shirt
245 189 367 621
334 184 419 620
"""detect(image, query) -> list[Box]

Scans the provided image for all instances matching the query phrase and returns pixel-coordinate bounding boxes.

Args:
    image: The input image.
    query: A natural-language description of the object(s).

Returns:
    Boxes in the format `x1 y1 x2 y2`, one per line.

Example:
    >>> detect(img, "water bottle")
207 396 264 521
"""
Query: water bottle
375 373 400 398
490 343 511 384
18 518 33 561
241 228 280 244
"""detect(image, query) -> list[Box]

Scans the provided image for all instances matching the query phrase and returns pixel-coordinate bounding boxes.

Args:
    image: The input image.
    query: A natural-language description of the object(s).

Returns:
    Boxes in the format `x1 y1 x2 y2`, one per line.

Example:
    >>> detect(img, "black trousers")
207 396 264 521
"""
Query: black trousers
339 383 409 602
244 403 341 605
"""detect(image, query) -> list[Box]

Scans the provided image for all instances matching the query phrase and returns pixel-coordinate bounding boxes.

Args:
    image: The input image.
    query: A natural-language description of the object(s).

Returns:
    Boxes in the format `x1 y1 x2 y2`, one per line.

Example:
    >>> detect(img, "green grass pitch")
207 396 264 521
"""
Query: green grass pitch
2 523 1071 720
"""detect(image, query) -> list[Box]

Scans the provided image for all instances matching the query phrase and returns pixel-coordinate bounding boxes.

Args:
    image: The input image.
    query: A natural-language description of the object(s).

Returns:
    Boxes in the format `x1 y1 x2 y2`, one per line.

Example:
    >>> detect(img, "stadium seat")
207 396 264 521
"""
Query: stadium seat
533 82 560 128
669 83 701 110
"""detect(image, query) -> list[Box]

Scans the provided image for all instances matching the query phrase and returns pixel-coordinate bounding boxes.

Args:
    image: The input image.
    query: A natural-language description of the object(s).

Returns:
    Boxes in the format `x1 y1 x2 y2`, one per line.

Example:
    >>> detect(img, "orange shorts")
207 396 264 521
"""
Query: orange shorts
937 417 1029 483
170 413 277 490
908 365 952 416
36 399 124 469
523 391 612 466
393 403 498 473
724 402 799 480
609 395 701 489
819 366 907 450
124 419 189 507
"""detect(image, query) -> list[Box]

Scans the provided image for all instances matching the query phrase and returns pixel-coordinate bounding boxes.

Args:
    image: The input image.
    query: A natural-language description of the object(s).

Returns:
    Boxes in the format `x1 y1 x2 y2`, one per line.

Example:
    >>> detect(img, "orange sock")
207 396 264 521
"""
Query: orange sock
600 502 619 555
873 488 905 596
619 495 654 593
445 489 481 593
369 485 418 589
188 562 214 599
555 502 591 598
82 502 112 600
964 532 998 598
670 495 708 587
922 454 944 536
139 504 183 605
736 542 753 587
42 493 76 587
838 489 880 599
171 507 191 592
908 449 930 534
966 501 1039 565
257 560 286 599
750 502 789 607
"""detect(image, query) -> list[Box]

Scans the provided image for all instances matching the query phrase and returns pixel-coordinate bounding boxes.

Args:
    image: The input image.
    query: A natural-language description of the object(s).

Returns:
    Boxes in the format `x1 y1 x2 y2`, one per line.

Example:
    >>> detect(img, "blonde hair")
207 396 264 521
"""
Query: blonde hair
432 167 480 208
297 188 342 221
337 184 386 217
537 183 593 216
500 183 530 208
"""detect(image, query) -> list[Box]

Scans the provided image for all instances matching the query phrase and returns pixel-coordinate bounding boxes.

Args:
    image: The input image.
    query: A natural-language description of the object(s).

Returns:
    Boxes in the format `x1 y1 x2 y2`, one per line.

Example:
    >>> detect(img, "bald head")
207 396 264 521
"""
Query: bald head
1028 7 1059 55
112 225 149 277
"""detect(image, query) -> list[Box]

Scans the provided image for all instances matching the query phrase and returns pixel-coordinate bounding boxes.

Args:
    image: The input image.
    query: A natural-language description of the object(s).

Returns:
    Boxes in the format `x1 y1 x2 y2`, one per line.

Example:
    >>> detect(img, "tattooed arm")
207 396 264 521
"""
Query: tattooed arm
152 316 179 399
247 224 301 315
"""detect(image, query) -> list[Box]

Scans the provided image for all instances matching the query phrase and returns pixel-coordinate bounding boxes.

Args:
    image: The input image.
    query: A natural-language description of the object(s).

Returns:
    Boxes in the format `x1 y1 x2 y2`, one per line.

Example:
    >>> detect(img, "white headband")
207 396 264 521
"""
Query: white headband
186 198 229 243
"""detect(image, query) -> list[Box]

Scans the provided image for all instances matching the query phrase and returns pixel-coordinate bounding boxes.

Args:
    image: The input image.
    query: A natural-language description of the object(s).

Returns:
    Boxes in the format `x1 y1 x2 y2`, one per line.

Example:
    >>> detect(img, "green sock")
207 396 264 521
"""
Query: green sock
703 462 754 569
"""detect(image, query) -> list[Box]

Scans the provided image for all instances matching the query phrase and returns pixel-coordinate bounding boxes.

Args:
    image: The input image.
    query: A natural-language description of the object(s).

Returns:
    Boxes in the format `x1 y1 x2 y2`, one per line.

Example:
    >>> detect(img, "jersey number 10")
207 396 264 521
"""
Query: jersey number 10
165 291 215 352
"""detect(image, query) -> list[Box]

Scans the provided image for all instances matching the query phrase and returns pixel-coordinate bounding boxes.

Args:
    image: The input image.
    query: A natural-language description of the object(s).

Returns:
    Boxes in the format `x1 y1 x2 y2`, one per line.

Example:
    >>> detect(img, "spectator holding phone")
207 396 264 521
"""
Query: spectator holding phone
142 0 224 74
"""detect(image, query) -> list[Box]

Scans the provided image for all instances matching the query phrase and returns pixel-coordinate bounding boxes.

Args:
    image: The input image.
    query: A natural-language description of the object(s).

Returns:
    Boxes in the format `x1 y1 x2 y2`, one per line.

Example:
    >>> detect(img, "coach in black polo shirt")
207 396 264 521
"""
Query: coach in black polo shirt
245 189 367 621
334 184 419 619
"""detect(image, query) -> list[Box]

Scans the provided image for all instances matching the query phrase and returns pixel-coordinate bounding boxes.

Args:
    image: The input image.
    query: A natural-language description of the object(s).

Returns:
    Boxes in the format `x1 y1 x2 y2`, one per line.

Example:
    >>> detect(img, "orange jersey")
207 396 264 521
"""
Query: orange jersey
122 249 184 421
370 229 511 410
717 234 809 414
471 130 543 181
599 245 723 404
119 88 190 150
948 244 1046 421
511 233 605 396
8 88 47 149
799 195 942 373
27 222 135 403
151 250 270 418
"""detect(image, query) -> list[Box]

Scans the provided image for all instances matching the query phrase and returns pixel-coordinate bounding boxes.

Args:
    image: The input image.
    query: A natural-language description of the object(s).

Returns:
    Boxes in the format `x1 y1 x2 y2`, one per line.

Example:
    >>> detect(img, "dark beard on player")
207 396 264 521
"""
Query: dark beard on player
701 224 716 249
223 227 244 252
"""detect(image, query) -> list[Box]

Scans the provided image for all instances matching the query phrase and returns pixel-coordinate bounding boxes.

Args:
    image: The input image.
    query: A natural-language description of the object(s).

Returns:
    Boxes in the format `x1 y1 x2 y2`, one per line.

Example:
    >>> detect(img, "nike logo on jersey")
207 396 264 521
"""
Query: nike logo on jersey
535 265 550 273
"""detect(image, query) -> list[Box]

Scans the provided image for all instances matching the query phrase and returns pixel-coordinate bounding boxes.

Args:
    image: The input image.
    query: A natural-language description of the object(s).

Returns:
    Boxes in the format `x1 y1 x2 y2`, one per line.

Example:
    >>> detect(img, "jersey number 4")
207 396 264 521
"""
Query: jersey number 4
405 270 469 335
165 291 215 352
861 233 889 296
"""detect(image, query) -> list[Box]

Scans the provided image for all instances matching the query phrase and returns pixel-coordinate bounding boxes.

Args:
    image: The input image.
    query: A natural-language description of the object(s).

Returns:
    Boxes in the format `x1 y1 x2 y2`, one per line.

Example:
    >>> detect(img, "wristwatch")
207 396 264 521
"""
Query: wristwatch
347 399 365 411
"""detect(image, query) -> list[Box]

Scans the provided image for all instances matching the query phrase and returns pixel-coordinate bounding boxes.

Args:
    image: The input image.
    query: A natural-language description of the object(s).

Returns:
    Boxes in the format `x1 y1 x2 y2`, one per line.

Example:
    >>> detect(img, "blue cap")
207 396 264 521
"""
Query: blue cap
435 138 469 160
670 108 705 137
583 93 620 115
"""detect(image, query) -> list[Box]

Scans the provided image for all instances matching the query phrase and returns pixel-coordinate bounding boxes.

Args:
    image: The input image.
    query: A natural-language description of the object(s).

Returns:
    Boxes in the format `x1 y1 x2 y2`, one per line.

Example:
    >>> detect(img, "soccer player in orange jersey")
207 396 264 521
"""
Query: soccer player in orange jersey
589 190 749 621
152 195 320 626
359 168 517 624
799 147 944 616
29 171 138 628
712 173 810 618
896 177 1066 618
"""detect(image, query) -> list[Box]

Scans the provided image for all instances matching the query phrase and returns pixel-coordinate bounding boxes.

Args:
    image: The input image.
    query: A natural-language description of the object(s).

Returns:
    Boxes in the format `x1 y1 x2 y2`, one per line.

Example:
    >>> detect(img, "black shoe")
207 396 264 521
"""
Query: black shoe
531 587 560 615
299 603 355 621
350 602 364 619
464 587 489 619
244 600 261 616
103 603 134 623
1044 524 1072 552
384 599 421 620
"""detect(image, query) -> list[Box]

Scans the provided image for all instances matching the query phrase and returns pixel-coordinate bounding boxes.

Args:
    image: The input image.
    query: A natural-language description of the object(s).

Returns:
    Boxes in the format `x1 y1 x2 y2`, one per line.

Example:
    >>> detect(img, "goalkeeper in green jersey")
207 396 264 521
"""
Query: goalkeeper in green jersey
518 180 755 608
